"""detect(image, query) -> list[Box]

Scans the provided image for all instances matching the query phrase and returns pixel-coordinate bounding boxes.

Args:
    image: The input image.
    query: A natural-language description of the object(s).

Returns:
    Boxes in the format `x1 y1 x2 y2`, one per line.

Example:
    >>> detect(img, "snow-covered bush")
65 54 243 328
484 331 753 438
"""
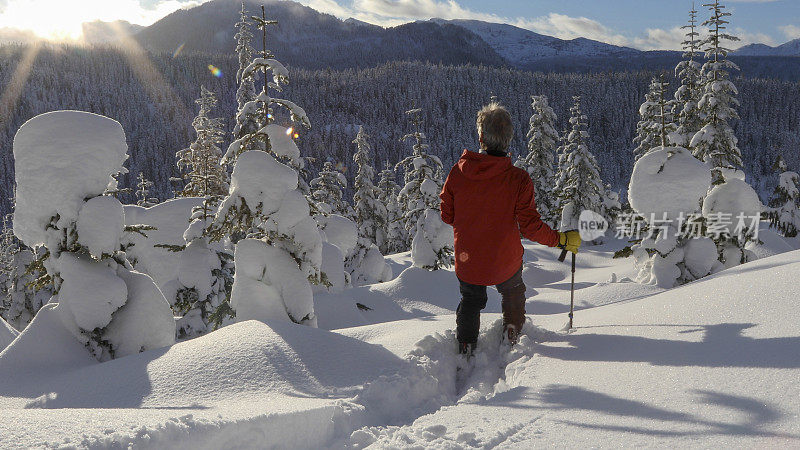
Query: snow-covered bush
1 222 51 332
411 209 454 271
766 156 800 237
316 213 358 291
516 95 558 226
703 178 761 268
629 146 718 287
134 172 159 207
13 110 174 360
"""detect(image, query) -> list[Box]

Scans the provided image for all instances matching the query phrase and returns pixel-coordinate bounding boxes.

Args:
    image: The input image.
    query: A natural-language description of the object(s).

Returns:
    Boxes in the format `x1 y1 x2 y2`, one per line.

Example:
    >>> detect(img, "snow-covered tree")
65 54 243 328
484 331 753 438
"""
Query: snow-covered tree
635 76 676 160
135 172 158 207
223 6 310 166
347 127 391 284
691 1 742 181
516 95 558 226
629 146 719 287
377 163 405 254
671 6 704 150
176 86 228 204
231 3 260 155
12 111 175 360
310 161 352 217
766 155 800 237
396 109 443 240
396 108 452 269
554 96 607 231
209 9 322 327
702 178 761 268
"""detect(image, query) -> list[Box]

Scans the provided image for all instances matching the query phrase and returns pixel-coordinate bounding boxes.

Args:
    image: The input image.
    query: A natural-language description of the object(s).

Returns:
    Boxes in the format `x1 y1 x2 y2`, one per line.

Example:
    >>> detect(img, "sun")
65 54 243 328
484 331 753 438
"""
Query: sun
1 0 117 42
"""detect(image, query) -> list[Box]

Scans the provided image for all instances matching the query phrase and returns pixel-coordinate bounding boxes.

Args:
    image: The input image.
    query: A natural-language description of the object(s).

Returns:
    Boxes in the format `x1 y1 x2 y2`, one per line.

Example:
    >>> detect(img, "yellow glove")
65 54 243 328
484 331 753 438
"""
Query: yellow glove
557 230 582 254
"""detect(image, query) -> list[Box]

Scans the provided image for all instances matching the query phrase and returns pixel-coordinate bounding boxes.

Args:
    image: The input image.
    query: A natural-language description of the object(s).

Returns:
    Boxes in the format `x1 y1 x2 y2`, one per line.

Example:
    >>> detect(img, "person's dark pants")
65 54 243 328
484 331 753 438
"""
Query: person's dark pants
456 266 526 344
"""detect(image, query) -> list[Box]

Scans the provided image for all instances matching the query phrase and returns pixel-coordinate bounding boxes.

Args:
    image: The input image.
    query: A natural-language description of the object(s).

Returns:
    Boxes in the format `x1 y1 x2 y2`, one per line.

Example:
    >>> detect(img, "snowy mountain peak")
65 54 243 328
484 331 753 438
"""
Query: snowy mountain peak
734 38 800 56
432 18 639 67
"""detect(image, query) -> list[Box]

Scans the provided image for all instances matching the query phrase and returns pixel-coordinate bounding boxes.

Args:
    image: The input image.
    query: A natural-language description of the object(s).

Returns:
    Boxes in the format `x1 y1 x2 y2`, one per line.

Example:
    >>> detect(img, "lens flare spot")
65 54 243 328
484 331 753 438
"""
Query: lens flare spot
285 127 293 136
293 133 299 139
207 64 223 78
172 43 185 59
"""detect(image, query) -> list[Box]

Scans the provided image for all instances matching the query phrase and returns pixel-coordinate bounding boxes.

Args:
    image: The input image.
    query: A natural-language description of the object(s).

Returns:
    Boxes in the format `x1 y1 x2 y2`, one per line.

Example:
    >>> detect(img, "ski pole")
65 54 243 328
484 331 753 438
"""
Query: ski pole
568 252 575 329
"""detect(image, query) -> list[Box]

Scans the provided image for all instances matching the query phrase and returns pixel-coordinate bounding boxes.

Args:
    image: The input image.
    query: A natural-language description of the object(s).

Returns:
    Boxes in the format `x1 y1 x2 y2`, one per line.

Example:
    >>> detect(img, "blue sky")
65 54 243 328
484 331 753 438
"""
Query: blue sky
0 0 798 49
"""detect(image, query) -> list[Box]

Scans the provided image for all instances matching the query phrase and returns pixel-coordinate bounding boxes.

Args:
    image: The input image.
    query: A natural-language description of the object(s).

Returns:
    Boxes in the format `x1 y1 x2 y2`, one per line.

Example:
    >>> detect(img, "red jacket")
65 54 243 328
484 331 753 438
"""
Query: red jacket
440 150 559 286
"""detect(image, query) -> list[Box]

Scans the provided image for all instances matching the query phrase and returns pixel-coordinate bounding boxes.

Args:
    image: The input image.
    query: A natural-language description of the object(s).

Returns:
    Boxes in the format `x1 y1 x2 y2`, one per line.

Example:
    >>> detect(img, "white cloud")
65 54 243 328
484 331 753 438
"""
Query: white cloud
514 13 629 47
780 24 800 40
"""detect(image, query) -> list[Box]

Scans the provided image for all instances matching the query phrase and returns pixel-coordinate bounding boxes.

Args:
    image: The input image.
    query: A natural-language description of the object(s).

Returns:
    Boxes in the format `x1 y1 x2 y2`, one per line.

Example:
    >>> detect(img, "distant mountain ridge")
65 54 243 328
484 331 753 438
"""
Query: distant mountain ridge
735 39 800 56
431 19 638 67
131 0 645 70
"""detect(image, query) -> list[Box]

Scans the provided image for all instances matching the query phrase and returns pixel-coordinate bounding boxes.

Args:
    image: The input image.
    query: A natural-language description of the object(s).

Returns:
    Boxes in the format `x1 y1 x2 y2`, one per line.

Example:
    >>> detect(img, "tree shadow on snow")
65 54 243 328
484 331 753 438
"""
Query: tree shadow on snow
531 384 799 439
536 323 800 369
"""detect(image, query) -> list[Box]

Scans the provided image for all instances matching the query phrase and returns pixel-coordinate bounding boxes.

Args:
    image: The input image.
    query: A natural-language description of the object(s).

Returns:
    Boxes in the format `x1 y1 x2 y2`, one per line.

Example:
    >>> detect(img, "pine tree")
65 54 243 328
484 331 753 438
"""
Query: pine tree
766 155 800 237
395 108 444 245
223 6 310 166
176 86 229 214
231 3 260 156
347 126 388 282
377 163 404 254
671 5 704 150
634 77 672 160
209 7 322 327
310 161 352 217
516 95 558 226
135 172 158 207
396 108 452 270
654 75 678 149
554 96 606 231
691 0 742 181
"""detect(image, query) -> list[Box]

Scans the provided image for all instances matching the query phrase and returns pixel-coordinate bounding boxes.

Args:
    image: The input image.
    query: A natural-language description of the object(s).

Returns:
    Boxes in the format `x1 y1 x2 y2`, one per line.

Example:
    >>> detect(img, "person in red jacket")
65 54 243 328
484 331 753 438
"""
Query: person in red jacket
440 103 581 355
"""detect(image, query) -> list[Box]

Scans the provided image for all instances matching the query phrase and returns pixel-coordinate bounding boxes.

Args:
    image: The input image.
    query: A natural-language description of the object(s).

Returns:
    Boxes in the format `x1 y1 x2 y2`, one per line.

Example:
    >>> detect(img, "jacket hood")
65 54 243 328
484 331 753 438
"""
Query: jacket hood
456 149 513 180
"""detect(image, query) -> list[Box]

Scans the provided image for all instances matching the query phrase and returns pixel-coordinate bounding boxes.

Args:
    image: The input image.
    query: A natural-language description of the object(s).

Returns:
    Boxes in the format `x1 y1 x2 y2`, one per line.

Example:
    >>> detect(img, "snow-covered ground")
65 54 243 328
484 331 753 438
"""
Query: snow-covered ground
1 230 799 448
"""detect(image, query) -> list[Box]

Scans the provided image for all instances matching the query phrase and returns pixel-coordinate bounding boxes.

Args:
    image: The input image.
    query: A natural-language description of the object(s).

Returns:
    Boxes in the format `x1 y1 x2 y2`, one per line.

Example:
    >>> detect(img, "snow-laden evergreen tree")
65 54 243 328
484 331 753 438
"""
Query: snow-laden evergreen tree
176 86 229 205
135 172 158 207
554 96 607 231
634 77 676 161
12 111 175 360
396 108 452 269
396 108 444 242
310 161 352 217
231 3 260 156
209 8 322 327
516 95 558 226
170 88 234 338
671 6 704 150
223 6 310 166
691 1 742 181
346 127 391 284
377 163 405 254
766 155 800 237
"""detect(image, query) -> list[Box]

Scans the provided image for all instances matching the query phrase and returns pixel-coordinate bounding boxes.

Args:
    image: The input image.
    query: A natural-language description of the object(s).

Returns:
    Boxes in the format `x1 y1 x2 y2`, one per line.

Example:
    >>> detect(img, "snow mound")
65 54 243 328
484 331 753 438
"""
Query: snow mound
318 214 358 257
0 317 18 352
57 253 128 332
629 146 710 221
123 197 204 297
703 178 763 236
77 195 125 258
13 110 128 247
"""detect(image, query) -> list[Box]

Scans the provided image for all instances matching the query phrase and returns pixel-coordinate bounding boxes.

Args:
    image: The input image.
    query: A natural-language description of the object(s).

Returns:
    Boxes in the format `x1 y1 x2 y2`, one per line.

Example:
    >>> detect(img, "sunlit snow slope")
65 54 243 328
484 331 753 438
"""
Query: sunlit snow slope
0 234 798 448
